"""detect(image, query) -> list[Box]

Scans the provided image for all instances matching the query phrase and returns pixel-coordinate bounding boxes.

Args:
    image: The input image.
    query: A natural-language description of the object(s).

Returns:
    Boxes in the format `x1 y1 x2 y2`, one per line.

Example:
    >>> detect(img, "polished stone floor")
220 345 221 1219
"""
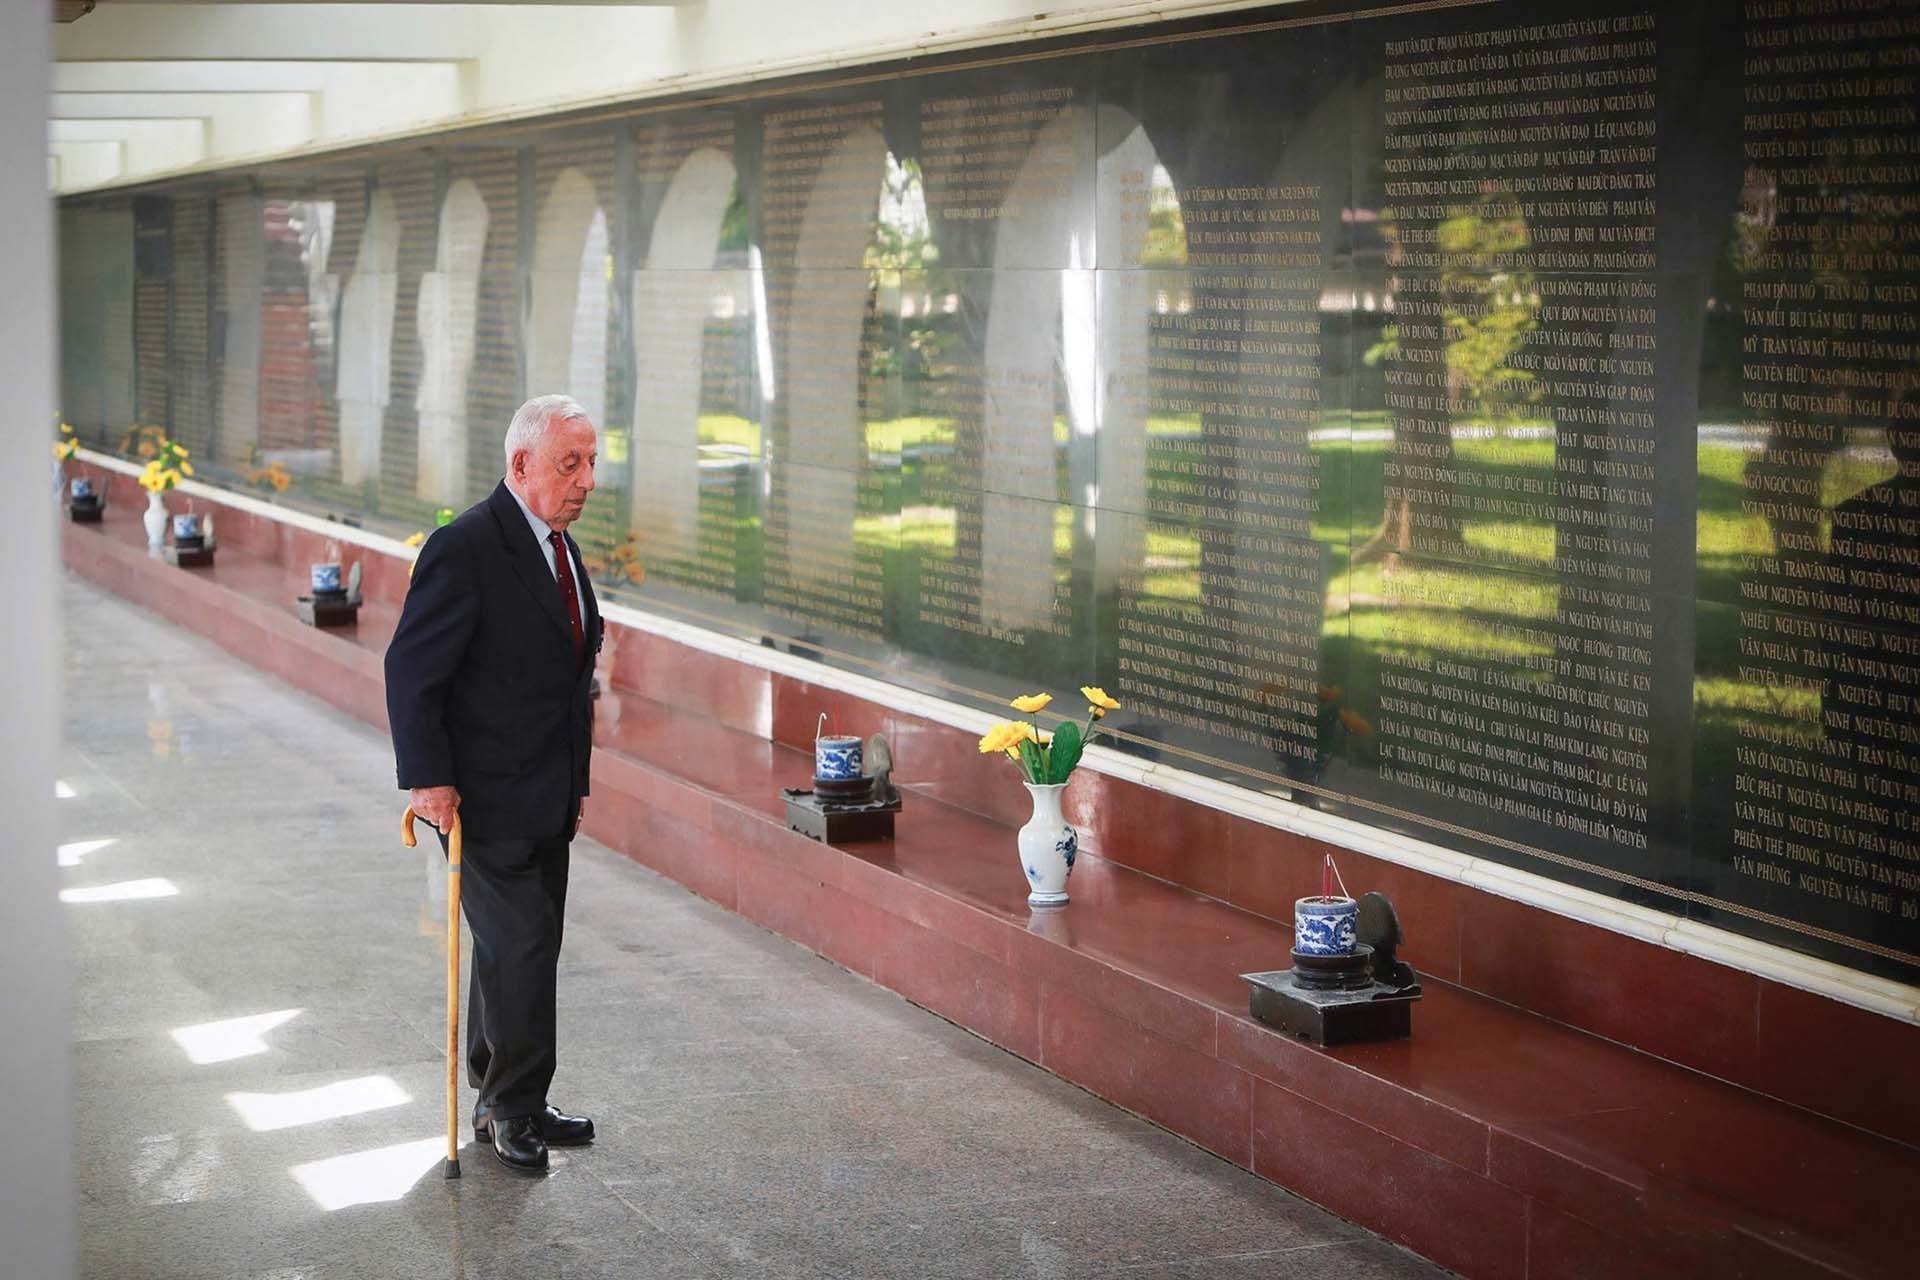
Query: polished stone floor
60 578 1444 1280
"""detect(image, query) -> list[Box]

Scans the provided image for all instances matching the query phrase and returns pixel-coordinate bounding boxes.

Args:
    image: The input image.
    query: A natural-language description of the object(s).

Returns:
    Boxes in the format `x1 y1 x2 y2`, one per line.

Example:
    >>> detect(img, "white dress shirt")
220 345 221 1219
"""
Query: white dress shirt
506 483 584 587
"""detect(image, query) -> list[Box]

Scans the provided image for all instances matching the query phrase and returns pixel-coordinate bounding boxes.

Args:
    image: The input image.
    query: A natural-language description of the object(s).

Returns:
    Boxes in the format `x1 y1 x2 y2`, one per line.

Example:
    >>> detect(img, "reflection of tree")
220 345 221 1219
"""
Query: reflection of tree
1736 145 1911 554
1356 190 1539 563
865 155 948 387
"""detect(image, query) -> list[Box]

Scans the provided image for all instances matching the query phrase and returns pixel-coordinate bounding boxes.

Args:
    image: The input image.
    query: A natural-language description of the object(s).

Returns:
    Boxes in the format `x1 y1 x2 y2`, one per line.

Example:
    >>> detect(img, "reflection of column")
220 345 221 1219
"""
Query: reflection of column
414 179 487 505
336 190 398 486
980 268 1074 631
1090 113 1159 590
569 211 610 427
217 193 263 465
977 108 1095 631
528 168 608 419
779 125 887 592
631 147 736 558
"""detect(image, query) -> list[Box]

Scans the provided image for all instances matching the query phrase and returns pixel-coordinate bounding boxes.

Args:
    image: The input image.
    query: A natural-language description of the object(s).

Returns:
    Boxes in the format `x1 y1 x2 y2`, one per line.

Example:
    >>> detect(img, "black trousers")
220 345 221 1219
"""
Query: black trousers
441 810 573 1122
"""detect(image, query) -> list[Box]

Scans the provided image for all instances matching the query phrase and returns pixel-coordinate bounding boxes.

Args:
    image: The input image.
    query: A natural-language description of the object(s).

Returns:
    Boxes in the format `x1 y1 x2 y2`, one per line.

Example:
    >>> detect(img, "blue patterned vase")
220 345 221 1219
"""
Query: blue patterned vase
311 562 343 595
814 735 863 781
1294 896 1358 956
1018 782 1076 908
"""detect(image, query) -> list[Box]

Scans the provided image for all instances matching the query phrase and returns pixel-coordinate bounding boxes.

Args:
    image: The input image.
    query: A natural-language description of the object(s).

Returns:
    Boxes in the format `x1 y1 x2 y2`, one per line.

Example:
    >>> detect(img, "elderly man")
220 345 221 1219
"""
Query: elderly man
385 393 602 1174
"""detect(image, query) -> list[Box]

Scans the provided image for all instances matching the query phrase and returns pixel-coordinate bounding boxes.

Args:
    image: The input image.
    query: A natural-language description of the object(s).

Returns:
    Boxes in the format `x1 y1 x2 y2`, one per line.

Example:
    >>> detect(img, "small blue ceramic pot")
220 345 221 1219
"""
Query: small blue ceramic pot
311 562 343 594
815 735 863 781
70 477 94 499
1294 896 1358 956
172 513 202 541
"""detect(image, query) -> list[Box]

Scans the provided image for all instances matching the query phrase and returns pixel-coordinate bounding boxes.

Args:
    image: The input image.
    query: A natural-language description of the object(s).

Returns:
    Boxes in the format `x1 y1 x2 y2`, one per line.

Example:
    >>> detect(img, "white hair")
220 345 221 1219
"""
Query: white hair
504 394 591 467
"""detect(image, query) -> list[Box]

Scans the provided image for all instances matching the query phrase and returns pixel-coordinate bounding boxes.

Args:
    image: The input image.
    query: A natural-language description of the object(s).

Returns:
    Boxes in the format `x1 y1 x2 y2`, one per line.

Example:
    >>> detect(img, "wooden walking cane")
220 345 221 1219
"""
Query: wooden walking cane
401 807 463 1180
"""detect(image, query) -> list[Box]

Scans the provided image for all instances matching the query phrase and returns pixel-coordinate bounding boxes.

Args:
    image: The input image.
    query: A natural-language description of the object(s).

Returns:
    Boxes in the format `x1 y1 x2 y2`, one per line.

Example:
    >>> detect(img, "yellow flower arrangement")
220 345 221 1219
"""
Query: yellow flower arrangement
240 456 292 493
978 685 1122 786
52 422 79 463
582 530 646 585
136 435 192 494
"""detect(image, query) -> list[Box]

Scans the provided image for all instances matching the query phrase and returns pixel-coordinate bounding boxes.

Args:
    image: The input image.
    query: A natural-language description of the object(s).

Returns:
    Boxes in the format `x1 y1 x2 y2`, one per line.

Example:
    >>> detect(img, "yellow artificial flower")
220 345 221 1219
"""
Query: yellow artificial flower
978 721 1019 755
1080 686 1121 712
1010 692 1051 713
178 461 194 477
174 446 189 458
403 531 426 548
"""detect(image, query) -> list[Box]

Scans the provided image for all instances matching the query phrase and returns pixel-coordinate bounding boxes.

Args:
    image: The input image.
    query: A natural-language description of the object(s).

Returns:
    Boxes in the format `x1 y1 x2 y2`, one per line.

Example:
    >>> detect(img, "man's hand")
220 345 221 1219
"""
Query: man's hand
409 785 461 832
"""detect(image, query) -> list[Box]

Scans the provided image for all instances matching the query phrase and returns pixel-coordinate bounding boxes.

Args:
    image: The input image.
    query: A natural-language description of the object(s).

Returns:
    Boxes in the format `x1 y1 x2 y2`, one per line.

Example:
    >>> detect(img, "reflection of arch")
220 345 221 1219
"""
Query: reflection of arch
528 168 609 427
778 125 888 590
337 189 398 486
977 105 1157 628
415 178 487 504
217 193 264 465
630 146 737 556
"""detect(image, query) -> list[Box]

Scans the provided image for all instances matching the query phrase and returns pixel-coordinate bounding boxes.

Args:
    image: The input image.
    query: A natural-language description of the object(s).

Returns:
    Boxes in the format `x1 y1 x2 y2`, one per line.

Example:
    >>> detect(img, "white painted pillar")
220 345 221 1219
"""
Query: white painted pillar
0 4 74 1278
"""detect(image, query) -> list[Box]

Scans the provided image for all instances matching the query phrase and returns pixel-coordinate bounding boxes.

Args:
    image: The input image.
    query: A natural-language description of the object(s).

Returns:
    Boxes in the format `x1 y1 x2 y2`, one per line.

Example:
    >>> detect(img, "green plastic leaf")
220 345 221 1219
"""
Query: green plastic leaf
1018 737 1046 784
1046 721 1083 784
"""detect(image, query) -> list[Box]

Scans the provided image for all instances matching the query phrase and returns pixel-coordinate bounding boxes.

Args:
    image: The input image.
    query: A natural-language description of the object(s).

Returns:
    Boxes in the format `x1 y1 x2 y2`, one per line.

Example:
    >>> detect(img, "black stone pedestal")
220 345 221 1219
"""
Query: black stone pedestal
1242 968 1421 1047
782 788 901 843
297 592 360 627
164 543 215 568
67 495 104 523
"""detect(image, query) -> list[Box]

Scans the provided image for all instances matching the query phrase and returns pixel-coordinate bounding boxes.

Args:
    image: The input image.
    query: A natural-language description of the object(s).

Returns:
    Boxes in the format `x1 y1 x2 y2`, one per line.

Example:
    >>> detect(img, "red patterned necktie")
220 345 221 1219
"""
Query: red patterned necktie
547 530 586 661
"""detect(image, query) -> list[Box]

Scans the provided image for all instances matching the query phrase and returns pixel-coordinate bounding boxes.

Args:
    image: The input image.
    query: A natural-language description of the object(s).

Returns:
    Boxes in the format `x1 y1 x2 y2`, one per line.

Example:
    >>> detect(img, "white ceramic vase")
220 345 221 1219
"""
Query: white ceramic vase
1018 781 1077 907
142 489 167 550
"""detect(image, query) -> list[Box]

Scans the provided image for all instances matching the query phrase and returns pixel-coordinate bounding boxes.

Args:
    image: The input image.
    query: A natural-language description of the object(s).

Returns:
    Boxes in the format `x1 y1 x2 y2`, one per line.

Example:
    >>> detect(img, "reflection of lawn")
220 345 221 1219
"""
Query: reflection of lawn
629 424 1907 734
698 413 758 451
861 503 1076 558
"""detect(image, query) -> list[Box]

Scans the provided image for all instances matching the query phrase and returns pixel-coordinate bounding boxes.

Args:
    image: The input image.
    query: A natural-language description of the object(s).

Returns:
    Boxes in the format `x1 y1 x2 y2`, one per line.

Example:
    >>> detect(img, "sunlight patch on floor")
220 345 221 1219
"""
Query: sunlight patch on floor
227 1075 410 1133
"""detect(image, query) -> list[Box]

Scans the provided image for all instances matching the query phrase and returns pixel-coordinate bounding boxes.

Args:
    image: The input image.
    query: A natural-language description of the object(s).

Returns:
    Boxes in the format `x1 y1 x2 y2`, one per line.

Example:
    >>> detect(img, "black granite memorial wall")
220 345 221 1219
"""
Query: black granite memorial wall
58 0 1920 985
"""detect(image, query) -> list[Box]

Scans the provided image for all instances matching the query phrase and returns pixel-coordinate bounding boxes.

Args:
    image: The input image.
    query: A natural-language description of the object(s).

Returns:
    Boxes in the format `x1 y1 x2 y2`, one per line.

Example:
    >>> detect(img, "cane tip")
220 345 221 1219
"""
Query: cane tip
444 1158 461 1180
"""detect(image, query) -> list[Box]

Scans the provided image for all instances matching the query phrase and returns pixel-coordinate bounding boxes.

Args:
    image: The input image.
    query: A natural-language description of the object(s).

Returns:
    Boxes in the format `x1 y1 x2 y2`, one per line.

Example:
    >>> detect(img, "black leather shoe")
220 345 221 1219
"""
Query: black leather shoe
539 1104 594 1147
487 1114 548 1174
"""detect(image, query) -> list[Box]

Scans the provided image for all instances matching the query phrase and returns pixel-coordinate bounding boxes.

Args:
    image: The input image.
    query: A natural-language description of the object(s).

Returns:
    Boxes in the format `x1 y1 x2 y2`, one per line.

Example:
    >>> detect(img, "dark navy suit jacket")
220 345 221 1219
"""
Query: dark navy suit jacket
385 481 602 840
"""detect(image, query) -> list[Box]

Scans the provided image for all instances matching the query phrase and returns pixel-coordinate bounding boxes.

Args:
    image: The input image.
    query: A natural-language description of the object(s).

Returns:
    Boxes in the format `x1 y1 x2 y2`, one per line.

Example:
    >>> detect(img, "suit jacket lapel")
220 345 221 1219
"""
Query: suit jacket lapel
486 482 574 651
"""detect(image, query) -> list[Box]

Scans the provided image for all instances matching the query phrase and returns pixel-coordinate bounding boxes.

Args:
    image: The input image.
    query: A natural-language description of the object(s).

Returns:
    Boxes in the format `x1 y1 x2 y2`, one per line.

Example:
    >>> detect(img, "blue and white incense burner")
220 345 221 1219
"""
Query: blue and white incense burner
1294 896 1358 956
172 513 202 543
814 735 863 782
310 562 344 596
70 477 94 499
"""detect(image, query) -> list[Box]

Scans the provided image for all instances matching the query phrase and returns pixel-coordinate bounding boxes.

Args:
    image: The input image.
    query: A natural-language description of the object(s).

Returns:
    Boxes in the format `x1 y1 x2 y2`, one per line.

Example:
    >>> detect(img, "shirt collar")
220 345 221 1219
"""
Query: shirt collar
506 482 555 548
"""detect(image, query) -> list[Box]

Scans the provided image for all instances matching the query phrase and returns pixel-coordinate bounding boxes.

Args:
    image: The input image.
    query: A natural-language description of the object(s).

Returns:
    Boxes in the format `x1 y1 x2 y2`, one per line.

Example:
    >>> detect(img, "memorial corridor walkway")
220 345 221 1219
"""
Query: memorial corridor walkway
60 577 1440 1280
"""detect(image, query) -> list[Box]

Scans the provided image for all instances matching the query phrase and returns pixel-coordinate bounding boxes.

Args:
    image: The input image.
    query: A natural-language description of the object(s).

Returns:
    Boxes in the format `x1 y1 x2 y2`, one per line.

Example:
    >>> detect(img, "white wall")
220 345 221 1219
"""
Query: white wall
1 0 74 1275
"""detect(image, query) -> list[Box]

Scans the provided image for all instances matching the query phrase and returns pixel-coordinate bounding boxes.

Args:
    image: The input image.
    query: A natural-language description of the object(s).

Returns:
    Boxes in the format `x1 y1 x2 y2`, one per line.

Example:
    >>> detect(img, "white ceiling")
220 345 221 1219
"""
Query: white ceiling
48 1 701 192
46 0 1266 195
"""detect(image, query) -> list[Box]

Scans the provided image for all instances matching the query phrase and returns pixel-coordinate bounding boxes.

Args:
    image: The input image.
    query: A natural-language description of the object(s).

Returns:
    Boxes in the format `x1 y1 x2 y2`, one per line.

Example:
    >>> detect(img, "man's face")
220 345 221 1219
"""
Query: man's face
511 417 598 530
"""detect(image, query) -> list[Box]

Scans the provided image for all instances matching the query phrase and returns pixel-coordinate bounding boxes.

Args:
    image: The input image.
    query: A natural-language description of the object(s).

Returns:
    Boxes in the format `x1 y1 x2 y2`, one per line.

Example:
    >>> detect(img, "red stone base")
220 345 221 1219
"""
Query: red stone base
62 481 1920 1279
